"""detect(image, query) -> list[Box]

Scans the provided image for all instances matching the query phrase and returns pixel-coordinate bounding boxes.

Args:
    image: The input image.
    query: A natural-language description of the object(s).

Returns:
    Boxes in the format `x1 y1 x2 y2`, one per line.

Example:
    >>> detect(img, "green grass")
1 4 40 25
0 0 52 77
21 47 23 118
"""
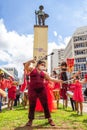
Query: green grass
0 104 87 130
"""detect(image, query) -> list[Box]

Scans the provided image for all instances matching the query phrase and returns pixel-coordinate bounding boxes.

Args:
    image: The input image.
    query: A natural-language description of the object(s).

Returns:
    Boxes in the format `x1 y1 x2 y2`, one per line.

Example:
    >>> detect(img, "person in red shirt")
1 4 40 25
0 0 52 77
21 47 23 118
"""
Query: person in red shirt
73 76 84 115
0 72 7 112
7 78 18 110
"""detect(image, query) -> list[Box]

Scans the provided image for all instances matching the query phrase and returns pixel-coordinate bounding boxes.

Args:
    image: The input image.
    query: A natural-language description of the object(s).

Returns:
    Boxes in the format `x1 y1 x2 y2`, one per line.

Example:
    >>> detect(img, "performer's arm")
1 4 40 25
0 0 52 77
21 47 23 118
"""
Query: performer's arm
53 66 61 71
44 72 62 83
79 79 86 84
79 74 87 84
23 59 35 73
72 70 81 78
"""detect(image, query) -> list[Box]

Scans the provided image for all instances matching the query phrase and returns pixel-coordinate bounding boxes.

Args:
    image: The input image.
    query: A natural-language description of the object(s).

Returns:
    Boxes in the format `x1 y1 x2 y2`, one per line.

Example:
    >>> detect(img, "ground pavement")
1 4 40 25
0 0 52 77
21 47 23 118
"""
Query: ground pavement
59 99 87 113
2 99 87 113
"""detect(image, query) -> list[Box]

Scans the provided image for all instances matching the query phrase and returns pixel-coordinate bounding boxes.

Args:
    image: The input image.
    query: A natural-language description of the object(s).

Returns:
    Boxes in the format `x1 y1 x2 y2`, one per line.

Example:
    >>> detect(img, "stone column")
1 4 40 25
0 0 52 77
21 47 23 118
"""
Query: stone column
33 25 48 68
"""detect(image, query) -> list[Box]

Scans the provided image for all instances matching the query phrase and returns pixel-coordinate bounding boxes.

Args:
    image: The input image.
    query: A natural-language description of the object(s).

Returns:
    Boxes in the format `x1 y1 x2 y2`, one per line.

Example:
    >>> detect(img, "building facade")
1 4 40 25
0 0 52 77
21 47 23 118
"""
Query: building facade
64 26 87 78
51 49 64 73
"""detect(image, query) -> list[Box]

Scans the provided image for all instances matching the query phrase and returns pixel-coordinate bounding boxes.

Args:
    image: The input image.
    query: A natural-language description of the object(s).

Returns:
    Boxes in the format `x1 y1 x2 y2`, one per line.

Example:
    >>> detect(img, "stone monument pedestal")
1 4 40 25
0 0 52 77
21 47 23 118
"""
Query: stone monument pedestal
33 25 48 67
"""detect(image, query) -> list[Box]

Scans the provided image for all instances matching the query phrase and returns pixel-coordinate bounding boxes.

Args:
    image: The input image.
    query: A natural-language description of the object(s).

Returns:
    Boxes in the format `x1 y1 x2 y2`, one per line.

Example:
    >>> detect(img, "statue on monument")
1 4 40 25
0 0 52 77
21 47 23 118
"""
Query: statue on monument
35 5 49 26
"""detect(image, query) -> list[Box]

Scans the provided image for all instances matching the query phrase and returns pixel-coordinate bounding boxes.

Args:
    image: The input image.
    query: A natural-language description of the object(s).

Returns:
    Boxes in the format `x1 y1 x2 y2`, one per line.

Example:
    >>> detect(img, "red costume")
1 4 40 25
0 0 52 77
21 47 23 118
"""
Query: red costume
35 80 55 112
85 74 87 81
73 81 84 102
0 79 8 90
54 82 60 90
0 78 13 98
28 68 51 120
8 85 16 100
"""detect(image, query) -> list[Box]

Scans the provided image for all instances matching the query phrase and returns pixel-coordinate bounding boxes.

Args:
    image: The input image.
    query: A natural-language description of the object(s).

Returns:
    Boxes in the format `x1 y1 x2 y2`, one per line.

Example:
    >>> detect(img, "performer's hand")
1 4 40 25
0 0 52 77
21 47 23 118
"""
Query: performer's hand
23 59 36 65
77 70 81 74
75 70 81 77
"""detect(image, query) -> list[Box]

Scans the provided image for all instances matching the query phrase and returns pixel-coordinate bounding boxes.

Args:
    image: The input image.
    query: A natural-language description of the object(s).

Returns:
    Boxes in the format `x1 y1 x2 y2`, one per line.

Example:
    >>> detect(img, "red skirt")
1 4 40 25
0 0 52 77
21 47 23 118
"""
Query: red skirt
35 81 55 112
8 86 16 100
60 84 68 100
73 81 84 102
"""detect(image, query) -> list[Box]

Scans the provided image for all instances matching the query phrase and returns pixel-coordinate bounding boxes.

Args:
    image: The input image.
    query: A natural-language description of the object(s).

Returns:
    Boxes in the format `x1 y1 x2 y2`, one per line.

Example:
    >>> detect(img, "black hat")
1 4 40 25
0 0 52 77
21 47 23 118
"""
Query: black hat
37 60 46 65
61 61 67 67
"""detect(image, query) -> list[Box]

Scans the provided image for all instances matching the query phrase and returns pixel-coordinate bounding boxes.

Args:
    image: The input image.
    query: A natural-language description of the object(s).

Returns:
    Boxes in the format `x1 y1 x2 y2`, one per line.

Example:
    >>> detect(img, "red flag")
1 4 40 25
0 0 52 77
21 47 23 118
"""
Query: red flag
67 58 74 72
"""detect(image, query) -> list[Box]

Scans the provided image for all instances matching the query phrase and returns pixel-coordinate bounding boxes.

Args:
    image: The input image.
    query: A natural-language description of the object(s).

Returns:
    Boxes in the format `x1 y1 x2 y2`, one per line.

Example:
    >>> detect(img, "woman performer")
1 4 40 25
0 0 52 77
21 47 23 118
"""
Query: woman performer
73 76 84 115
24 59 62 126
8 81 17 110
0 72 7 112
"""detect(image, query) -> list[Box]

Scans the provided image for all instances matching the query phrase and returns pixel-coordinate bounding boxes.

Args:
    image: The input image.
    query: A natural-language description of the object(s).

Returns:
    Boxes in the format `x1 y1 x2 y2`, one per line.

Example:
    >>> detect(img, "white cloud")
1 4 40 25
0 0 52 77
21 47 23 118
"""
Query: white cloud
64 36 71 46
54 33 71 48
0 19 34 78
48 35 71 54
53 31 57 37
0 50 11 62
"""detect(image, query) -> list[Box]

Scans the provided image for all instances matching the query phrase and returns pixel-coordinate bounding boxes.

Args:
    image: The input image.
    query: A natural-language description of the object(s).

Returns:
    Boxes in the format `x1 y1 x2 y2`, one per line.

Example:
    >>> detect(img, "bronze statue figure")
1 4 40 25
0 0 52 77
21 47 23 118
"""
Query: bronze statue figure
35 5 49 26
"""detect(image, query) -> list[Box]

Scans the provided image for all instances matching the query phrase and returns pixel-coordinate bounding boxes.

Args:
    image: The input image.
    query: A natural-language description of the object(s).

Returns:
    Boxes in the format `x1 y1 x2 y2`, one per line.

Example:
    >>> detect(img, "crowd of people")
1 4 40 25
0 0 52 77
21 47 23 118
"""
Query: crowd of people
0 59 87 127
0 71 19 112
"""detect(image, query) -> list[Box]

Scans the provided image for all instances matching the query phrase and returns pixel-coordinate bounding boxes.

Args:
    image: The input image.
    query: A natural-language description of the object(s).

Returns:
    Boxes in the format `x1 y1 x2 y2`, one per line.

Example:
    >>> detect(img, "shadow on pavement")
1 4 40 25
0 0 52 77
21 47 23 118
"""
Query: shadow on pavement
14 123 59 130
14 126 58 130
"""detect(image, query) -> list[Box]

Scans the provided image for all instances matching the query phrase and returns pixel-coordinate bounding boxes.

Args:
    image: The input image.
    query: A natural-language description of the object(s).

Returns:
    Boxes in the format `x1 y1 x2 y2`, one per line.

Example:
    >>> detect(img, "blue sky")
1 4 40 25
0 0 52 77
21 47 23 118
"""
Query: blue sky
0 0 87 77
1 0 87 42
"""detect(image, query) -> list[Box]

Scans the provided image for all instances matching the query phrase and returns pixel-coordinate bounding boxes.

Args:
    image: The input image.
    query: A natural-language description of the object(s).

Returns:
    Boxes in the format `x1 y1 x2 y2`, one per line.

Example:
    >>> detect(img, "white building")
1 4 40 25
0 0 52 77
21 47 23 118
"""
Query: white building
51 49 64 73
3 67 18 80
64 26 87 78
